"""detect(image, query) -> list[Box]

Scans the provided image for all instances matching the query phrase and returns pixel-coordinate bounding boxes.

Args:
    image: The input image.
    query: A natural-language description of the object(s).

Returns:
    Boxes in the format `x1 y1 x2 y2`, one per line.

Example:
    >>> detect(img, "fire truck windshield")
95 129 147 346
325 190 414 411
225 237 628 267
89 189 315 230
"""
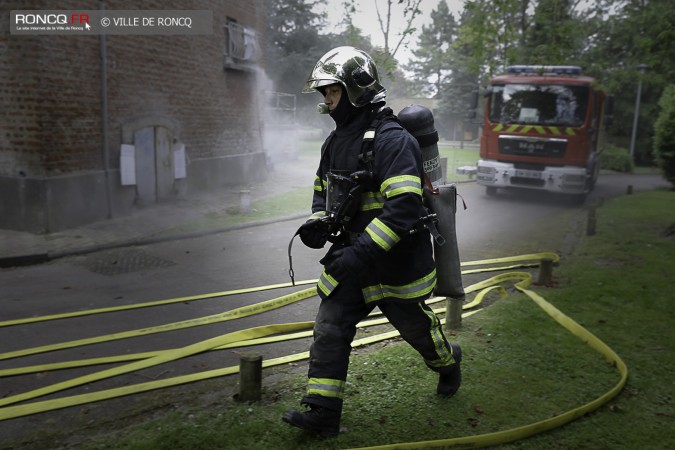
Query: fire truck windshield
488 83 589 127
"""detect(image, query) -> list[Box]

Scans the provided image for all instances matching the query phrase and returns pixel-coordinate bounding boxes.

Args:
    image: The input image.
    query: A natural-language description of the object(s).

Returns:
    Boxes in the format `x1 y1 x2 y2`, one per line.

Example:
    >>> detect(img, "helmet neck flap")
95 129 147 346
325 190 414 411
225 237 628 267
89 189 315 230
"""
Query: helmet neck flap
329 86 359 125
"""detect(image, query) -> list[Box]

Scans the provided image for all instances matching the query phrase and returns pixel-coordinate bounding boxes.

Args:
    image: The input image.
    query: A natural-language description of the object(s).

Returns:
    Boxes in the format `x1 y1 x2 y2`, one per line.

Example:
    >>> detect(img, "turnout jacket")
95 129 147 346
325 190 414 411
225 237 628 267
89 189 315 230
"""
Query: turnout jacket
311 106 437 304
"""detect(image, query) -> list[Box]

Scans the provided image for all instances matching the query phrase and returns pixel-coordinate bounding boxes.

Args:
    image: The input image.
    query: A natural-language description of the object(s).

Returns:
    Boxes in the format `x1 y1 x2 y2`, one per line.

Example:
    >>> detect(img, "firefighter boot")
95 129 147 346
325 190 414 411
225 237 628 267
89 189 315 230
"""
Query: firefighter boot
437 343 462 397
282 404 341 437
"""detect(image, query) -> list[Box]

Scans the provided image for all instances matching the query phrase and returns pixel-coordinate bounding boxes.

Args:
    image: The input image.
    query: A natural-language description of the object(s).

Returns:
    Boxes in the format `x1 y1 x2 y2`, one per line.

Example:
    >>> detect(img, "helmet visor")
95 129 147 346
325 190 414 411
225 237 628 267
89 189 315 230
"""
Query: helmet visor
302 78 340 94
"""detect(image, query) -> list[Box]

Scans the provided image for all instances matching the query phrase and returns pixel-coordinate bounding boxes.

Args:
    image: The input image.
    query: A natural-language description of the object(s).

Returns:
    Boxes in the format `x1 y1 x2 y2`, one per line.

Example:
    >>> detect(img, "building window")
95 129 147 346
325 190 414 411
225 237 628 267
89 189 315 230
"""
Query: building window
224 19 260 71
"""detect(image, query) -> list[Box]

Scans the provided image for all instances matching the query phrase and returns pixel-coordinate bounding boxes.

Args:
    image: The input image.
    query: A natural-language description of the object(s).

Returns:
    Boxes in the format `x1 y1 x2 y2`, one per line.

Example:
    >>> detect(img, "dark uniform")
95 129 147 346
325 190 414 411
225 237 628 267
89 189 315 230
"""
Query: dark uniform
283 46 461 438
301 105 459 412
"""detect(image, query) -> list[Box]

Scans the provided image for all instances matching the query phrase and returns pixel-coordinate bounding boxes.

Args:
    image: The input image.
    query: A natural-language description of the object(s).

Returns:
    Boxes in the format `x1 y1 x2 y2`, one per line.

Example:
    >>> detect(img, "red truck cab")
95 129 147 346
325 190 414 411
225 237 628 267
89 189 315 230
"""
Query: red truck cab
476 65 610 200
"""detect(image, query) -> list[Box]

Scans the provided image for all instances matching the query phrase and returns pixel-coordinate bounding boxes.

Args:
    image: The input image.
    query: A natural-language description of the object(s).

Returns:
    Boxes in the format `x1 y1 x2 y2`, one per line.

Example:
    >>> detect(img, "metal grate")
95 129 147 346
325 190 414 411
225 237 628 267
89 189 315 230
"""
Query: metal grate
77 249 175 276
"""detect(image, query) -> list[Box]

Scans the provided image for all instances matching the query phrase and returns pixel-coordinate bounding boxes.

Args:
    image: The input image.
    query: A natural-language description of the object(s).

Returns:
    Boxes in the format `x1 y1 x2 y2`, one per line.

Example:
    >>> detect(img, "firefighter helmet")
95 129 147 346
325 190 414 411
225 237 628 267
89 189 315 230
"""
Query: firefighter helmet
303 46 386 107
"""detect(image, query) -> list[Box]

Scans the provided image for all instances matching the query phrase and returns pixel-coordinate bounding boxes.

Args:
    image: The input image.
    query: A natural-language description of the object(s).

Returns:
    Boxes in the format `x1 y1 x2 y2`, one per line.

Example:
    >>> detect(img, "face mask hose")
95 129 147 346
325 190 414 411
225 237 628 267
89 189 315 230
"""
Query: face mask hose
287 171 369 285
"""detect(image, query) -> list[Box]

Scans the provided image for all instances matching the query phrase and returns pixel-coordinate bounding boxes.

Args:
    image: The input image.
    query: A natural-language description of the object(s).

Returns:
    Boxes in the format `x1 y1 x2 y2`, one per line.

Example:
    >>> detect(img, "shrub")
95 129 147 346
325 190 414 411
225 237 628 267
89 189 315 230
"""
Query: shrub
653 85 675 187
599 145 634 172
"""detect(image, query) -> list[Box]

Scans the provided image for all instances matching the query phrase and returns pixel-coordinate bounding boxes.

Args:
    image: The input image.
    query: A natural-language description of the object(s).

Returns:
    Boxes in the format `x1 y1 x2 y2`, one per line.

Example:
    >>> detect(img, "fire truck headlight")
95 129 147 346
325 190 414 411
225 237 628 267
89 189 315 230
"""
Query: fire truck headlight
562 173 586 189
476 165 496 182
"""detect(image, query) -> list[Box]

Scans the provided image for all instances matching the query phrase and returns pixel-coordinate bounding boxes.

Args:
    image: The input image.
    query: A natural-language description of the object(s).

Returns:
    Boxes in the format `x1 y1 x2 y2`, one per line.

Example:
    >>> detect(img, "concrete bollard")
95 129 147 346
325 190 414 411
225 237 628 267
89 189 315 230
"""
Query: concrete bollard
237 353 262 402
239 190 252 213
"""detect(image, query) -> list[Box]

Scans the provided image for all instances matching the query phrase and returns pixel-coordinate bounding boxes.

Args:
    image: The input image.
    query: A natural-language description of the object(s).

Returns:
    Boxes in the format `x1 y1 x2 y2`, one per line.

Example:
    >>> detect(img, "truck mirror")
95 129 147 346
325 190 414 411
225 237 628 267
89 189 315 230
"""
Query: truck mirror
469 90 479 109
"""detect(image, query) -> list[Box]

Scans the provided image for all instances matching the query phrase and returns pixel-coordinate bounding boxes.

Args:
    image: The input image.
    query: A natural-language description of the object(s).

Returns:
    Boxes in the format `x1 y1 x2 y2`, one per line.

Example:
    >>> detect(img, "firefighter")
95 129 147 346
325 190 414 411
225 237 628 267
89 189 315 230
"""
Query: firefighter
282 46 462 438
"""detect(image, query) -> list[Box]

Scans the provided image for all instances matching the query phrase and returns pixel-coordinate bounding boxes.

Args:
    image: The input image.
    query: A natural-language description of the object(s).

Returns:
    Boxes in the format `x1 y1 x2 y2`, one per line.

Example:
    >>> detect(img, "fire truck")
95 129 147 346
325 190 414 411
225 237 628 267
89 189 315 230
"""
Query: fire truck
475 65 612 200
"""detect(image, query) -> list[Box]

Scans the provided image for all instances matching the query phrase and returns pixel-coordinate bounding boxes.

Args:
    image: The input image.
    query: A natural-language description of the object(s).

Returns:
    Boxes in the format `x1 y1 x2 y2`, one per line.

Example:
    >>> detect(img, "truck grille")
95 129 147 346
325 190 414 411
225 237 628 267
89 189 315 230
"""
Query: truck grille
498 135 567 158
511 177 546 187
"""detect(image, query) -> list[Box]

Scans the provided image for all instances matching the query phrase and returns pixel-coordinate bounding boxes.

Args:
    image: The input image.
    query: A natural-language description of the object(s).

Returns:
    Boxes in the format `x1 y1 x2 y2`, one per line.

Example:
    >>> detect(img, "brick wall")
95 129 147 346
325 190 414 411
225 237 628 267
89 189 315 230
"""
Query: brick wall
0 0 270 232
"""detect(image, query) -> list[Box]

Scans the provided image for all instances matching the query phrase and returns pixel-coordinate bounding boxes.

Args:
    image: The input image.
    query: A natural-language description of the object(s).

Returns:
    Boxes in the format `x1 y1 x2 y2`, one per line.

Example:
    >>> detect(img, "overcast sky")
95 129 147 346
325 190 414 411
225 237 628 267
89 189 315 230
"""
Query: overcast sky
317 0 466 65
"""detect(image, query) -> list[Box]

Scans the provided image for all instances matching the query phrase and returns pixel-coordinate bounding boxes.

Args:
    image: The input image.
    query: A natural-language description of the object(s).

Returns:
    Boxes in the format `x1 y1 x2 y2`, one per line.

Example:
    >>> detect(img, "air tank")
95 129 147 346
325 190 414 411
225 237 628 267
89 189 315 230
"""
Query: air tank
398 104 442 187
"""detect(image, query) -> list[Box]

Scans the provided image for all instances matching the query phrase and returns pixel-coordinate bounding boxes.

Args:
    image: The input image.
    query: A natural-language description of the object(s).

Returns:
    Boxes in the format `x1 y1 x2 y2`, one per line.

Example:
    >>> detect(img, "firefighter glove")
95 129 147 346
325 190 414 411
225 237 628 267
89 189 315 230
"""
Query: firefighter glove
299 220 328 249
322 247 367 284
323 248 350 283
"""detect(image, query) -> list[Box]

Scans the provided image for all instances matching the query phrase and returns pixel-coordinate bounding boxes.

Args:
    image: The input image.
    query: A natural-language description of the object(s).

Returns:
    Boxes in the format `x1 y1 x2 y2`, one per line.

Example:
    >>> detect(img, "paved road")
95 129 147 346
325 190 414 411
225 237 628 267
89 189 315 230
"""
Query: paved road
456 173 669 261
0 172 668 445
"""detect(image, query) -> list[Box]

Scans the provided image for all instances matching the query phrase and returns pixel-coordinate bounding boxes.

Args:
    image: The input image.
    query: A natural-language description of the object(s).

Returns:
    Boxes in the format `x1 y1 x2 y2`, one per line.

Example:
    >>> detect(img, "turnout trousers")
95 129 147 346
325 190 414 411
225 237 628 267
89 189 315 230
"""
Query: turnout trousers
301 278 458 412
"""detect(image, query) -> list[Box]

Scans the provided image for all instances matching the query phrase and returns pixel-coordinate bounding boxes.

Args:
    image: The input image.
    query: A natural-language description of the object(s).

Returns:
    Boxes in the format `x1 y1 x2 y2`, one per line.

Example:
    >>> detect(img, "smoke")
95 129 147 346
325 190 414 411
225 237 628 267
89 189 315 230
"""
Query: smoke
252 67 323 199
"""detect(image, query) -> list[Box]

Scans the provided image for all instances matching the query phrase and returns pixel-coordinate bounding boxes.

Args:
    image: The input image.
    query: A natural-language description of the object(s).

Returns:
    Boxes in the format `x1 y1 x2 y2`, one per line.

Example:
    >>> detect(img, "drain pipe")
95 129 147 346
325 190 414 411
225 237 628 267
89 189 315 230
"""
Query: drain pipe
99 0 112 219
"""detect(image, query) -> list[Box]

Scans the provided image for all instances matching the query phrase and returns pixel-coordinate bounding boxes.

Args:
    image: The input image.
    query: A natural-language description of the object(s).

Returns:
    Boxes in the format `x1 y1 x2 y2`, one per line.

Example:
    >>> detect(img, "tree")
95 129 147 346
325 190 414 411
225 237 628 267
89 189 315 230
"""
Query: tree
519 0 586 64
447 0 596 82
266 0 329 99
430 3 495 140
451 0 526 82
582 0 675 163
404 1 474 139
406 0 457 97
265 0 332 123
653 85 675 187
343 0 424 79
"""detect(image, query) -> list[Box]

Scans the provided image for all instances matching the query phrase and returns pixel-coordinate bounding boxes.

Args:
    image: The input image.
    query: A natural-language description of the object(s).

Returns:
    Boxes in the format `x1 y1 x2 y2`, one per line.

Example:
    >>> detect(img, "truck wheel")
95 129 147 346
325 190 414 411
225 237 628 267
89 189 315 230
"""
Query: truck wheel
486 186 498 196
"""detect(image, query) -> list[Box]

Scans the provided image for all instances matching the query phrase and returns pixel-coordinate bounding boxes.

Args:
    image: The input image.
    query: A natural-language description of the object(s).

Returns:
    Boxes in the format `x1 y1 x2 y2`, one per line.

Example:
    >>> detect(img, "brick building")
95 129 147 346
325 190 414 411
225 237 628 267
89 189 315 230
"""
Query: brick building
0 0 269 233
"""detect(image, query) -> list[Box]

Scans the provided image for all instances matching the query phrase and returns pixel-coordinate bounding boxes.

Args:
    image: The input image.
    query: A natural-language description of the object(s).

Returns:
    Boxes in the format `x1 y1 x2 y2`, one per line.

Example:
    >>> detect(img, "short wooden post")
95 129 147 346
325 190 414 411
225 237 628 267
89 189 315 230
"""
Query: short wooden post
538 258 554 286
238 353 262 402
587 206 596 236
626 185 633 195
445 297 463 331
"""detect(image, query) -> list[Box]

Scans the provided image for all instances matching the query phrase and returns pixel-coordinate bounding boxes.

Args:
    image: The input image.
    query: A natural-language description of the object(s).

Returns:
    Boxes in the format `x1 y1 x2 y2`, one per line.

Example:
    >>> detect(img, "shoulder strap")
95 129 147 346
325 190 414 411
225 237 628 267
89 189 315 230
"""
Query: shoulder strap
359 107 438 193
359 107 398 166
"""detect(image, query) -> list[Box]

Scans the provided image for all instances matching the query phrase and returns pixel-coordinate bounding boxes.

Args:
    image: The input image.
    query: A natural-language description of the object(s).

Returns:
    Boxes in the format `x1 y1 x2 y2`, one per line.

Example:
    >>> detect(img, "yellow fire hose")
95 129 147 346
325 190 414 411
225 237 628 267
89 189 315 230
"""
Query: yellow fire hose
0 253 627 450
